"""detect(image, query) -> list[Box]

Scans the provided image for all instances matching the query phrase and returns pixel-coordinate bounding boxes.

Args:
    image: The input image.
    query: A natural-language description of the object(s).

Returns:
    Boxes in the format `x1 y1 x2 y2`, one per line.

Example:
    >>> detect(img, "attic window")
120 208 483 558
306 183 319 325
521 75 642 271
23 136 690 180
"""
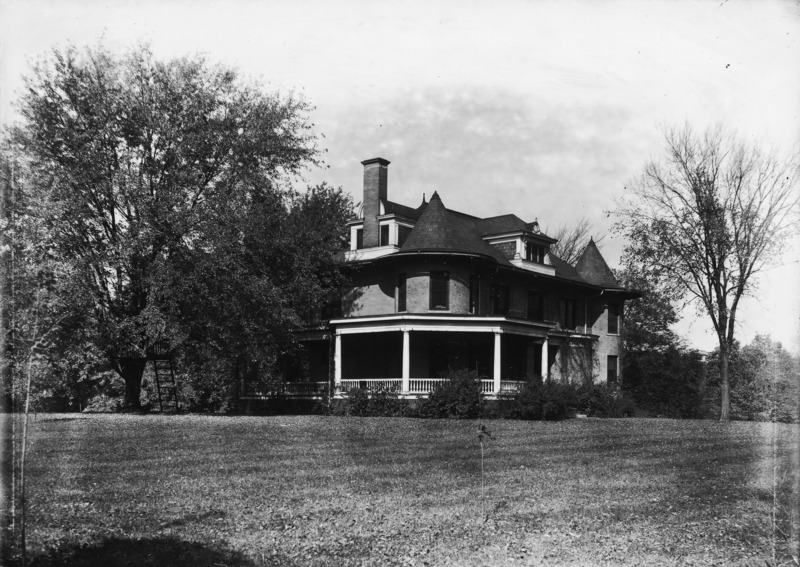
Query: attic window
380 224 391 246
524 242 547 264
355 228 364 250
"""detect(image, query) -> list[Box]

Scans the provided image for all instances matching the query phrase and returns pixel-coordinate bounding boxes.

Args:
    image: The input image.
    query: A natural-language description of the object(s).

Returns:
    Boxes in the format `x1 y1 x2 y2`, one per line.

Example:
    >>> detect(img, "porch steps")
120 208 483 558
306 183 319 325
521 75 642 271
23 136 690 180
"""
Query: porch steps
152 358 180 413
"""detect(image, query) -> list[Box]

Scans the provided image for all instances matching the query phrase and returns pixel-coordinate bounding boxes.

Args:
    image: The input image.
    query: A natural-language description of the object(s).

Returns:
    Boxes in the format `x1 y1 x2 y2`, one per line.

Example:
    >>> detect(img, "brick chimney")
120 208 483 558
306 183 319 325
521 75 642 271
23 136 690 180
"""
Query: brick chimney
361 157 390 248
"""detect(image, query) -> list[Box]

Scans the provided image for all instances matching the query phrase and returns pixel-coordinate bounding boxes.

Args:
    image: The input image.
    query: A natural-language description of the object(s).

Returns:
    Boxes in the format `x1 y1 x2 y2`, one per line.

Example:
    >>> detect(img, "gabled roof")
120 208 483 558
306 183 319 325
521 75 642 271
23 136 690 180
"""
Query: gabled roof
547 253 589 284
575 238 619 288
398 192 511 264
383 199 426 220
475 214 529 236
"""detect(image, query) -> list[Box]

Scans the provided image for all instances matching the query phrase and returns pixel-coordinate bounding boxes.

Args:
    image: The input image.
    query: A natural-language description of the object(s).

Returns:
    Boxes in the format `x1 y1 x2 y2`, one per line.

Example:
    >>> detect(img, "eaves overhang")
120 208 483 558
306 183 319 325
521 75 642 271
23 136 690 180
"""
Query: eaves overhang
330 313 553 338
383 249 503 265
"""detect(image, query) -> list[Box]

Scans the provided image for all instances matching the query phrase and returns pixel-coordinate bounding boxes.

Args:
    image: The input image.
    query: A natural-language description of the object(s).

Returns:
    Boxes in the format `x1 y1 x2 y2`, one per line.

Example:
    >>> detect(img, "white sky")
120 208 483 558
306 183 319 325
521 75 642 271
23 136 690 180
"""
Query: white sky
2 0 799 353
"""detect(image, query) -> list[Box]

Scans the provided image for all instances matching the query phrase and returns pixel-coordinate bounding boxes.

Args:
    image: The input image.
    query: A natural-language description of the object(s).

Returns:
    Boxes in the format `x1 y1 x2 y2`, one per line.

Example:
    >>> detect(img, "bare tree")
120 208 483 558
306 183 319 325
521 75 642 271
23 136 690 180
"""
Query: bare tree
615 125 798 421
547 217 605 264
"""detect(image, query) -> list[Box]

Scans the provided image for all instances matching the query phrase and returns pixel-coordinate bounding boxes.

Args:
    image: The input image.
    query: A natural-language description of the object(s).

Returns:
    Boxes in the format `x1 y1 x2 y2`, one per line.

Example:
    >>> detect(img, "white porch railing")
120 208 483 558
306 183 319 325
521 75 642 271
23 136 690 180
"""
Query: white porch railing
337 378 526 394
339 379 403 392
254 379 528 397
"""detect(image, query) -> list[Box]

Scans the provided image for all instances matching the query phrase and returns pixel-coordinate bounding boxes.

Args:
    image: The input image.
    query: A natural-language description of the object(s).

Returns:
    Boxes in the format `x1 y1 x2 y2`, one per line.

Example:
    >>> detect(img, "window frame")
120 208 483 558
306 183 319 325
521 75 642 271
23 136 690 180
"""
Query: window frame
397 273 407 312
429 271 450 311
559 298 577 330
469 274 481 315
608 302 619 334
607 355 618 384
527 290 545 321
524 242 547 264
491 283 510 316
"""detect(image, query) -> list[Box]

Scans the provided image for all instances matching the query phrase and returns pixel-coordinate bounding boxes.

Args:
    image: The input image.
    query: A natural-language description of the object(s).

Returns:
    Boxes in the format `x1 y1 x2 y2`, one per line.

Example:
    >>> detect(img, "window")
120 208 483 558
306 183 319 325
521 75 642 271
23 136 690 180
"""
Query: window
559 298 576 330
607 355 618 384
491 284 510 316
321 290 342 320
469 275 481 314
398 225 412 247
355 228 364 250
527 290 545 320
524 242 547 264
397 273 407 312
608 302 619 334
380 224 391 246
429 271 449 310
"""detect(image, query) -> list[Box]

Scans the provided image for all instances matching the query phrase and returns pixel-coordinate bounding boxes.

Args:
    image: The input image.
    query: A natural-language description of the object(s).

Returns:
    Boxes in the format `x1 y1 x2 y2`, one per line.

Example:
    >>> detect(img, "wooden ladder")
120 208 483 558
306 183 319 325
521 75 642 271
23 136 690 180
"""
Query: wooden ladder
152 358 180 413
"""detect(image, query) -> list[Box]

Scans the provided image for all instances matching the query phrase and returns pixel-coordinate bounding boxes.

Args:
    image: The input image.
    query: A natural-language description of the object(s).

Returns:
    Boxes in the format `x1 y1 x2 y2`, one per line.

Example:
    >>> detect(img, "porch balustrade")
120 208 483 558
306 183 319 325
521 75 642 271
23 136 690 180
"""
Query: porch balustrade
339 378 403 392
250 379 527 398
336 378 526 395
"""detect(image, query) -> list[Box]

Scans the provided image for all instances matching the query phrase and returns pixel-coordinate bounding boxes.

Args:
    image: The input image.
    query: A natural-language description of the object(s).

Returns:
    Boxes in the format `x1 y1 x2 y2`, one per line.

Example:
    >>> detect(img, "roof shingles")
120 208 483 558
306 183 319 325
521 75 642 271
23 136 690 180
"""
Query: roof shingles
575 239 620 288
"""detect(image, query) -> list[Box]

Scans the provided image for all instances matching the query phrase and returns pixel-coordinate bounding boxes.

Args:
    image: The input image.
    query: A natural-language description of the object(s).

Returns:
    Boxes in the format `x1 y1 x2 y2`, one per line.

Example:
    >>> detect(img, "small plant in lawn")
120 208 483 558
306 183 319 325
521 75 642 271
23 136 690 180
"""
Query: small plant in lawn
477 423 493 523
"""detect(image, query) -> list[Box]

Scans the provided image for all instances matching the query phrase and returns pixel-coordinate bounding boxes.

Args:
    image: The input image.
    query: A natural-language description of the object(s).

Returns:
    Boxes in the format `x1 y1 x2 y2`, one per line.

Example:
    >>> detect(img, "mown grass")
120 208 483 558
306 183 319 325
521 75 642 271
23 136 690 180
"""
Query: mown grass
14 414 800 566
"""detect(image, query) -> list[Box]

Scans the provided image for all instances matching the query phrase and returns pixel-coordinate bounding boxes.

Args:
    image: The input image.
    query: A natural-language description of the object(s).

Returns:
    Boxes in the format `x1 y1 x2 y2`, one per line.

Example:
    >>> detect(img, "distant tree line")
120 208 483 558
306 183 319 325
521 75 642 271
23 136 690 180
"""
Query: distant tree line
617 266 798 422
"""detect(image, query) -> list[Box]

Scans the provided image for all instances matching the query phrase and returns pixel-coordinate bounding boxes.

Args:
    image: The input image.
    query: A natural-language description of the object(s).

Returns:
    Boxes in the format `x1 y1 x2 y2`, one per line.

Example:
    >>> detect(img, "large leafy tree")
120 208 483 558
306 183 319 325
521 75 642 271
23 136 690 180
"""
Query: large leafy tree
615 125 798 420
10 43 348 409
615 266 705 418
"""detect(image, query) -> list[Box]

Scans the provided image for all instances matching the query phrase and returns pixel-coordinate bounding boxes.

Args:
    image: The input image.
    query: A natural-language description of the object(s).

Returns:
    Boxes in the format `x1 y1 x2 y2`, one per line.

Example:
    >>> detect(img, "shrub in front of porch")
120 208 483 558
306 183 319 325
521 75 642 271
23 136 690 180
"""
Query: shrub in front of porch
417 369 485 419
503 381 577 421
575 383 636 418
331 387 412 417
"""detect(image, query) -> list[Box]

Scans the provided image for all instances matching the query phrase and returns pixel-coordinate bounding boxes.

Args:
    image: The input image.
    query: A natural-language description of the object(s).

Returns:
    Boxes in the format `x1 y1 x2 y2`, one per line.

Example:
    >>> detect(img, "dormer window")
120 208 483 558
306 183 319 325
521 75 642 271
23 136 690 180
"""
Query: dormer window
524 242 547 264
380 224 390 246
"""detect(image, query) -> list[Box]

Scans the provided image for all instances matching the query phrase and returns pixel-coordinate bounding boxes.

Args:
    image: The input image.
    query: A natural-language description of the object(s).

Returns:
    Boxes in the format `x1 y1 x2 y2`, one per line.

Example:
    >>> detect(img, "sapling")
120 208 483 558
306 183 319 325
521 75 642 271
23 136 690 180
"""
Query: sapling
478 423 493 523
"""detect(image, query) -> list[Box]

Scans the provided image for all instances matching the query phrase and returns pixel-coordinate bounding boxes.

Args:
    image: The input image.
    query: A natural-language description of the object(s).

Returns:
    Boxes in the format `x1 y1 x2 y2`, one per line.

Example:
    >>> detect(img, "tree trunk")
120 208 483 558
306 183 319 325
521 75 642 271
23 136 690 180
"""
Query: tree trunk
719 346 730 422
115 358 147 410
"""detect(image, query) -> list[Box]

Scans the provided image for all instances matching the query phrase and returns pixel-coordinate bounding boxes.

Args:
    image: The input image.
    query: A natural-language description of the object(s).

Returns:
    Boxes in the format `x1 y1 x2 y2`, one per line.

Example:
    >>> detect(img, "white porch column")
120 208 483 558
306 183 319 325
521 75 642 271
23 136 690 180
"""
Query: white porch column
493 332 502 394
541 337 549 382
334 333 342 391
402 330 410 394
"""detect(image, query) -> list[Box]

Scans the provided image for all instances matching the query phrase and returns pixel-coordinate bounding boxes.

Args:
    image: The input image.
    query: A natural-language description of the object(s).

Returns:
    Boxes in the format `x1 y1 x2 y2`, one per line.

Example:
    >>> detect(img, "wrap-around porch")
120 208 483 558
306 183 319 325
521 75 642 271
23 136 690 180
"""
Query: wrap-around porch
320 315 566 398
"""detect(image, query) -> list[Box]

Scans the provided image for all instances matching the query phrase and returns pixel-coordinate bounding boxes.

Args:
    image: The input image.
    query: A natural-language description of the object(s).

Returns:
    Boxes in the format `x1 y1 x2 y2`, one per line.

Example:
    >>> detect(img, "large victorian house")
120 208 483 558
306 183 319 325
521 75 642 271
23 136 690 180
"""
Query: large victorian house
243 158 639 401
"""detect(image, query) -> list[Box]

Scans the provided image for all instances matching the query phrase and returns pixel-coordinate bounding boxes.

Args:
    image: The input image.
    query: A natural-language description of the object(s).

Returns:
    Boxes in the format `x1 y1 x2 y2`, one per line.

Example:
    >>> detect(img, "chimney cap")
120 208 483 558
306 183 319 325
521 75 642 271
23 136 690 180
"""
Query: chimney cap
361 157 391 167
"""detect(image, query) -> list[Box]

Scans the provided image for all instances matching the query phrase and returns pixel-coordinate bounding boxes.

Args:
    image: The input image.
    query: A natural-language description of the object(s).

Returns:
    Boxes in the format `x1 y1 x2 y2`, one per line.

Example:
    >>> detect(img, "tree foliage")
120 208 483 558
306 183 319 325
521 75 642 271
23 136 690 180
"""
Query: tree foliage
614 266 706 418
614 125 798 420
8 43 350 409
705 335 799 423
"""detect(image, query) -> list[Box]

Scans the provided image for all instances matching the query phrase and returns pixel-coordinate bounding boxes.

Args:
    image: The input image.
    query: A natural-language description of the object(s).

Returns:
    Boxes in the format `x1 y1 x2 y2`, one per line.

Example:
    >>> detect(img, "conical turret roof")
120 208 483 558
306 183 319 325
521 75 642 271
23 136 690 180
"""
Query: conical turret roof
399 192 508 263
575 239 619 288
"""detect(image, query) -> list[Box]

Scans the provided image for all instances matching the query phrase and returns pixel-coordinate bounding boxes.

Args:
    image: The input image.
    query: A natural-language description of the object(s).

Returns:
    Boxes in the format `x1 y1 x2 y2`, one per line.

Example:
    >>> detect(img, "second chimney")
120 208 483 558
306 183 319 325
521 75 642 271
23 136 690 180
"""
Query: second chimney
361 157 390 248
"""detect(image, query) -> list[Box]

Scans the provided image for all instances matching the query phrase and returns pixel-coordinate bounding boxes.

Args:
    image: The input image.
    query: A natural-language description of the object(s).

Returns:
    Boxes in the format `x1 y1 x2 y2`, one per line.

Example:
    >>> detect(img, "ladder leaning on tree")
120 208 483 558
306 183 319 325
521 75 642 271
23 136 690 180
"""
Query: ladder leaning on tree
147 342 180 413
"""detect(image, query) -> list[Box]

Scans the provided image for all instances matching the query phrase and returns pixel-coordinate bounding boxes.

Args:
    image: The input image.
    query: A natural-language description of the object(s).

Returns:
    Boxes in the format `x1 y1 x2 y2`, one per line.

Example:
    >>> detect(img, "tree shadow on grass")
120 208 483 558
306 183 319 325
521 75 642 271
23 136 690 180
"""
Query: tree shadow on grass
26 536 290 567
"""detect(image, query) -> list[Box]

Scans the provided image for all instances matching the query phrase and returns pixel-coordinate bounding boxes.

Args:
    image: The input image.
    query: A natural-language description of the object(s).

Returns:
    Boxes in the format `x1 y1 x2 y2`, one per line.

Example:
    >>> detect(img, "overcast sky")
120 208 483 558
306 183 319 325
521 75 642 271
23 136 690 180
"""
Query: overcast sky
2 0 798 353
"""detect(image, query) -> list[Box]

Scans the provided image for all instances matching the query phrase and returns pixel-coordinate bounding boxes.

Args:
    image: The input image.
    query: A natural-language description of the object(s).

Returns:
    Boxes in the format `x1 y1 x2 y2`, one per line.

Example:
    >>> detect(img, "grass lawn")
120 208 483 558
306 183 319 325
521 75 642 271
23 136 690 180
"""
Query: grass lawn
12 414 800 566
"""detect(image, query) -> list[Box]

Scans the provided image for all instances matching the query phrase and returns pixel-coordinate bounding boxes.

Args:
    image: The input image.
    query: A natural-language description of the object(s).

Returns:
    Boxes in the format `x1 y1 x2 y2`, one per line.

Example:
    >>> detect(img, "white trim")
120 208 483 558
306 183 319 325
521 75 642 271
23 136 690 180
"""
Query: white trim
483 231 524 241
508 258 556 275
345 246 399 261
330 314 554 337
